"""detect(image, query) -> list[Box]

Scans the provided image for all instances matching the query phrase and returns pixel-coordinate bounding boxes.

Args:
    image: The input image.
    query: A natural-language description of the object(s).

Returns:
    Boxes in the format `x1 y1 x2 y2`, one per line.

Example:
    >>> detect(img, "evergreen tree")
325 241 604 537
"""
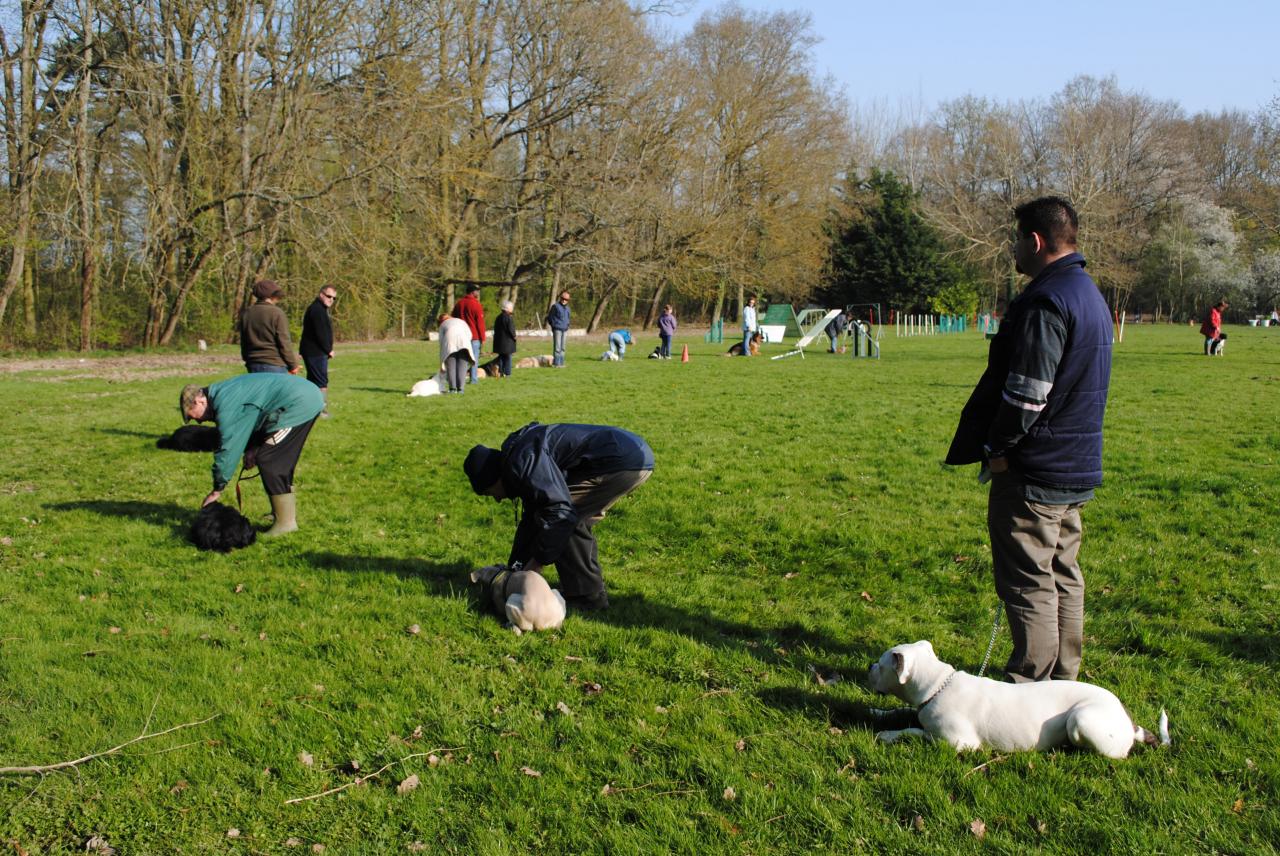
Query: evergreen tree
821 169 965 313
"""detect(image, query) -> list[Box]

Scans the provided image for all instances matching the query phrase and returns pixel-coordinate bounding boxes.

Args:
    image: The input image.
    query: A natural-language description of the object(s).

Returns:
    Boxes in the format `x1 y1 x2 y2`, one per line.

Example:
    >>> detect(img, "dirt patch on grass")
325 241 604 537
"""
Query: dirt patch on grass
0 342 411 383
0 352 244 383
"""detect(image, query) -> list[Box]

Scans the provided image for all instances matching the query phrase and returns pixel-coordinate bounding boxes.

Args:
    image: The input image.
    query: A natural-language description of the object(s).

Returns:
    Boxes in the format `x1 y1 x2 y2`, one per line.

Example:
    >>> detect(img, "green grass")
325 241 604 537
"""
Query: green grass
1 325 1277 854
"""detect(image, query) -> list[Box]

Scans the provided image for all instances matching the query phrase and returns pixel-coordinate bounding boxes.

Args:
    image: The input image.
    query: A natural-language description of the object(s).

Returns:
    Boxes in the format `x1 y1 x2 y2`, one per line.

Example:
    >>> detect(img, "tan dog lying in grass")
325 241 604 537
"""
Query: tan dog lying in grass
470 564 566 635
514 354 555 369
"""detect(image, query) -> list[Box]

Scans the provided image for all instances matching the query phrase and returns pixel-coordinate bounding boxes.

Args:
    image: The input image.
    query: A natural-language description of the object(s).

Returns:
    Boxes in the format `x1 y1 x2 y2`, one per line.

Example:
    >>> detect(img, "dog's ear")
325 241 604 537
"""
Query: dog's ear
892 651 912 685
469 570 482 583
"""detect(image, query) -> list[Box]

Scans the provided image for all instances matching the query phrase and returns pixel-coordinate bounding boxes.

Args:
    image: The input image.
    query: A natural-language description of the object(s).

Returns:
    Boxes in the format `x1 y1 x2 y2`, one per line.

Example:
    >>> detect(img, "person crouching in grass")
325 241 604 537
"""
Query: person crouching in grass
179 373 324 535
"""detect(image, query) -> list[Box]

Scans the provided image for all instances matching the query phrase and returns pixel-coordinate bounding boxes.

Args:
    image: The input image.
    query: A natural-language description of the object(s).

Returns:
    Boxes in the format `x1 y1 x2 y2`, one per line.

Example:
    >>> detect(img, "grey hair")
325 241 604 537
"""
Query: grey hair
501 300 514 312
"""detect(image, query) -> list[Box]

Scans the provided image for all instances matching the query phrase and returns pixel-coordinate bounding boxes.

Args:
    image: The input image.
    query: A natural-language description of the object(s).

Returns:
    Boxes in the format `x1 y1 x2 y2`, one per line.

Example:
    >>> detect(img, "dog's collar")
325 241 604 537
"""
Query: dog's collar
491 569 513 599
920 668 959 709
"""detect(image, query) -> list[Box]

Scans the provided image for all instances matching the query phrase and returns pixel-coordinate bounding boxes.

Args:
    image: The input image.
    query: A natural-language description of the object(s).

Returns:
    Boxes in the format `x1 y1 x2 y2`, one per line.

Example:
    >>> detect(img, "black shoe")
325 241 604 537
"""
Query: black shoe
565 591 610 611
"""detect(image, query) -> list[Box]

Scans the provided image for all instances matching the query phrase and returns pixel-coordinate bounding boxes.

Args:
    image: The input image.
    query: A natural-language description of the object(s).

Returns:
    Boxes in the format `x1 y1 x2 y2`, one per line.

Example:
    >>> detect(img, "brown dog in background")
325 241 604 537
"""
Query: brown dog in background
725 332 762 356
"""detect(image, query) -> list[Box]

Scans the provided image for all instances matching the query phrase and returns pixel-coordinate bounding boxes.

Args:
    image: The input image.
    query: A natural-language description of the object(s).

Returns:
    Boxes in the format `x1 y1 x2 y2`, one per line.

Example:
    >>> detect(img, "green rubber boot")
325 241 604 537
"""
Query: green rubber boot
265 492 298 536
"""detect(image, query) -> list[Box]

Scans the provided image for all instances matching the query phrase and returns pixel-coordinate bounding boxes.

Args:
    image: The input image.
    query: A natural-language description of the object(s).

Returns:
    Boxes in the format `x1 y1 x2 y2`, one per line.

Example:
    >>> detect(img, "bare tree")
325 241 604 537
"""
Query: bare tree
0 0 73 327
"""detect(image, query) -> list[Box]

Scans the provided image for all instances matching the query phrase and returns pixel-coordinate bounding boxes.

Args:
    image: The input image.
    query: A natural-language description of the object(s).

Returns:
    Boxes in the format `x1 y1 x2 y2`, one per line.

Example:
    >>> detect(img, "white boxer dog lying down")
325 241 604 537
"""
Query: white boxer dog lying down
407 372 447 397
470 564 566 635
868 640 1168 758
408 371 487 397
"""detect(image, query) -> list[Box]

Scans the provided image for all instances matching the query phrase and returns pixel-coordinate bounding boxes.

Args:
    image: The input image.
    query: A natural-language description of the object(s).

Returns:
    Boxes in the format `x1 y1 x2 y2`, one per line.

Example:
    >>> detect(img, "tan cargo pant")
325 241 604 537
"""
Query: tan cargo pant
556 469 652 598
988 472 1086 682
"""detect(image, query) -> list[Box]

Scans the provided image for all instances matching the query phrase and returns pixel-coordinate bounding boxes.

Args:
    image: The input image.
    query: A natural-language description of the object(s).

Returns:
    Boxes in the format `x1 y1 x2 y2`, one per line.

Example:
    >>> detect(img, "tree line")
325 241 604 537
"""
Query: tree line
831 78 1280 323
3 2 1278 351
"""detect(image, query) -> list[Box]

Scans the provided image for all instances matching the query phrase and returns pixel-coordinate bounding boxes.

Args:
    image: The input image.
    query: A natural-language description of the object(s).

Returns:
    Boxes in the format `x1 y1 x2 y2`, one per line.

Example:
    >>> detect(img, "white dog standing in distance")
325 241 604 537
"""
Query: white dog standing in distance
868 640 1167 758
470 564 566 635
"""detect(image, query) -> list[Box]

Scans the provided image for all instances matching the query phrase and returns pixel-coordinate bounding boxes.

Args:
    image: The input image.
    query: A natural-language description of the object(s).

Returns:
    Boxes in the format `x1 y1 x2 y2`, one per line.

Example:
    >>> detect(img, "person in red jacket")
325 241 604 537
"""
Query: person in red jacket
451 284 487 384
1199 299 1227 356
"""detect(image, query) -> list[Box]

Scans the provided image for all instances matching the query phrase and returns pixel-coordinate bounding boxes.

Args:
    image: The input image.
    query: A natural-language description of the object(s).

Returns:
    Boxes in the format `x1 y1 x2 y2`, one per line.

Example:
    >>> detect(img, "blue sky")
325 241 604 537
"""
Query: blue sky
671 0 1278 115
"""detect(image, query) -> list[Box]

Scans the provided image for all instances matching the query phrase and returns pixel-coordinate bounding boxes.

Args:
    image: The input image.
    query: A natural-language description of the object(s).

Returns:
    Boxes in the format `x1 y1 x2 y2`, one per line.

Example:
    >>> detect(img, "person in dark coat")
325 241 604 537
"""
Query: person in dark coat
299 284 337 416
492 300 518 377
946 196 1112 684
464 423 654 611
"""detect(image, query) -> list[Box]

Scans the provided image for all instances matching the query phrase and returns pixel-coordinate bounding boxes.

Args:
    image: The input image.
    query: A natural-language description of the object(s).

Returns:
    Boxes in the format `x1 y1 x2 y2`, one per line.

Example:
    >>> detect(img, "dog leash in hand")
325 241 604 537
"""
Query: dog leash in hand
975 604 1003 678
234 466 261 513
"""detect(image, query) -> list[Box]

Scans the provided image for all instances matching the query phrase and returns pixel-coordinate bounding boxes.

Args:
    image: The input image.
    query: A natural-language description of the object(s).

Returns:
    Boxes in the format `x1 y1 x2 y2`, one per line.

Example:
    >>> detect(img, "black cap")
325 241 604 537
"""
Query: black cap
463 445 503 494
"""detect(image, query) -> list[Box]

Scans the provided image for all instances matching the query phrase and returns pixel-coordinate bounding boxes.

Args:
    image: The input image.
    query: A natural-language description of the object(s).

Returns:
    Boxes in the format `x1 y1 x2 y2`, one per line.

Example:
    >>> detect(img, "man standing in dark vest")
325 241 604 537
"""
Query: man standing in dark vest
946 196 1112 683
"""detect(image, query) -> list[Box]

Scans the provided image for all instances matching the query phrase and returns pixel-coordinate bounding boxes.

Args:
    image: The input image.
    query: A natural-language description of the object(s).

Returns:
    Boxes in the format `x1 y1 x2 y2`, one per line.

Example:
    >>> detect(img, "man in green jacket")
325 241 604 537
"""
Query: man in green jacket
179 373 324 535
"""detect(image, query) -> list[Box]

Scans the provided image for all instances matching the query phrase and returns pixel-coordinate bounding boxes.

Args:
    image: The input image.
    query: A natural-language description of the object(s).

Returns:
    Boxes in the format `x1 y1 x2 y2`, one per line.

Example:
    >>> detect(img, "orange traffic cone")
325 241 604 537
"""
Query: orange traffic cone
680 344 689 363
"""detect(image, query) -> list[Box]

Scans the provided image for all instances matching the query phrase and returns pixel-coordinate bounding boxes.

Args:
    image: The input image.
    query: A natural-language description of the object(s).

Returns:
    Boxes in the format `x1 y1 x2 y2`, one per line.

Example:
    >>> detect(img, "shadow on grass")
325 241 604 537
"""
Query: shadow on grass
46 499 191 537
582 591 869 659
350 386 408 395
1198 629 1280 664
93 427 162 439
577 591 904 725
756 686 918 732
301 551 477 605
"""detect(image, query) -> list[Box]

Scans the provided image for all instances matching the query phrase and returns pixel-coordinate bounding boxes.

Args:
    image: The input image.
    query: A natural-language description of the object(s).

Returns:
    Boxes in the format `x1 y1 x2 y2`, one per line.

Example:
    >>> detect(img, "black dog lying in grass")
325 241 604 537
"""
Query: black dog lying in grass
161 426 257 551
190 502 257 552
157 425 221 452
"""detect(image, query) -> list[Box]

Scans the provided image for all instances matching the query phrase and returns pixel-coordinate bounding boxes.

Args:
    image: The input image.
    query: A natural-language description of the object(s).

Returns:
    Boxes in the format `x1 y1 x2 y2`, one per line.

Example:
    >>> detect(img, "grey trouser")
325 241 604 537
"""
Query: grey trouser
988 473 1086 682
445 350 470 391
555 469 652 598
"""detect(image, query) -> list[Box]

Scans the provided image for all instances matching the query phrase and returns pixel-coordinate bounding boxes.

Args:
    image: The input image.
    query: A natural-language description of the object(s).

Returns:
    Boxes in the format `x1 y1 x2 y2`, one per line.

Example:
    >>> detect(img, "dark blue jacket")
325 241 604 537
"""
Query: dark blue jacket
946 253 1111 489
546 302 571 331
501 423 654 566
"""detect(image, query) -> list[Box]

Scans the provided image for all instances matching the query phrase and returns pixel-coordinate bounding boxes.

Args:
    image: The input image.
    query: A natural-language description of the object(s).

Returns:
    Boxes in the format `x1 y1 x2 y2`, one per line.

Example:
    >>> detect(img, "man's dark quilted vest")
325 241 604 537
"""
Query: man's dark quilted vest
1007 254 1112 488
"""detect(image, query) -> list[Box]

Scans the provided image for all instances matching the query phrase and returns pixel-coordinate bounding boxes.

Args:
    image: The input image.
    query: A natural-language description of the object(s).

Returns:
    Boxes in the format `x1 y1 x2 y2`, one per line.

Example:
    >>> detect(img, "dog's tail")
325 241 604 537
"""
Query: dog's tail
1135 708 1171 748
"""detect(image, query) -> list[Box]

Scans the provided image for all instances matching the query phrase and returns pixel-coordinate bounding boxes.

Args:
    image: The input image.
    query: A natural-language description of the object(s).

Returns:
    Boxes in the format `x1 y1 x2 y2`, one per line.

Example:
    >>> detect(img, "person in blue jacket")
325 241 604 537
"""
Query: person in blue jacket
464 423 653 611
946 196 1112 684
545 291 571 367
608 328 633 358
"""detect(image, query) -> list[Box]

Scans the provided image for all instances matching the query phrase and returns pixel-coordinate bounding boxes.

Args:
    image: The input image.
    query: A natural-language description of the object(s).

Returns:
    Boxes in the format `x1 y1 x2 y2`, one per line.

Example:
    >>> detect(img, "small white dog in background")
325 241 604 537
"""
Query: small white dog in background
470 564 566 635
867 640 1168 758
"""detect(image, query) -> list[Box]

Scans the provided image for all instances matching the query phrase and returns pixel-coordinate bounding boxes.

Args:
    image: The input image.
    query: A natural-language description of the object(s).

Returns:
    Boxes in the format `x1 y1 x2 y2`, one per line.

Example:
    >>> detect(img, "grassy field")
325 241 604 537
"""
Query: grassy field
1 324 1277 854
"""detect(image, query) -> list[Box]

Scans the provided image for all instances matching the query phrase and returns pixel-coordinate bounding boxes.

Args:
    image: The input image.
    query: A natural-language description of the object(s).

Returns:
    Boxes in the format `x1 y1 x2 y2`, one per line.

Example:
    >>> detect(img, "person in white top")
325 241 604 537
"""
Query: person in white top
741 295 758 357
438 312 476 393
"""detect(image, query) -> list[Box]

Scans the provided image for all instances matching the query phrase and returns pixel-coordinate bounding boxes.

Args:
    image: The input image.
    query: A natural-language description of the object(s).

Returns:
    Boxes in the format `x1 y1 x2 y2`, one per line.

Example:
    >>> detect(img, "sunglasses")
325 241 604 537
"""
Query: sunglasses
321 293 337 300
